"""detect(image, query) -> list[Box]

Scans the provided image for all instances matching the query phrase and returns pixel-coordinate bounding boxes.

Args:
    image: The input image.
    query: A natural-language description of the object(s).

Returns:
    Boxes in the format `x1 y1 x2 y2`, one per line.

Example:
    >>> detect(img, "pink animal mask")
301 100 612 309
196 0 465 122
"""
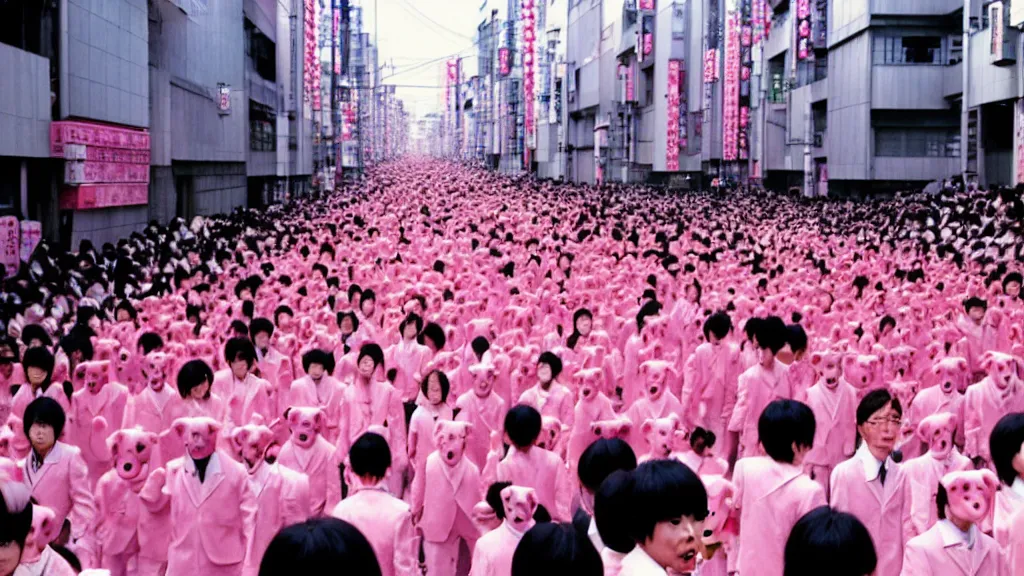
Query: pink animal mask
843 354 882 390
591 418 632 440
640 360 676 400
537 416 565 452
810 350 844 388
701 475 736 558
501 485 538 534
917 413 957 460
940 469 1000 524
141 352 173 392
433 420 472 467
22 504 60 564
230 420 276 474
980 351 1024 391
575 367 604 401
172 417 221 460
73 360 111 394
469 362 497 397
641 414 682 459
108 428 159 483
285 406 323 449
931 357 968 394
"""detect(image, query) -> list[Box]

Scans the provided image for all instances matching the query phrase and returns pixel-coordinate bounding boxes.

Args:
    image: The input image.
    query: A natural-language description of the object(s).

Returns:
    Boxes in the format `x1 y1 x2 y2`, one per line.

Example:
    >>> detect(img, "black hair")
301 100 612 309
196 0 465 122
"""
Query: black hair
22 346 55 380
311 263 329 279
337 311 360 332
577 438 638 493
347 283 363 301
420 370 451 402
567 308 593 350
689 427 717 455
241 300 255 319
963 297 988 313
21 324 53 348
486 481 515 520
23 396 66 439
688 279 703 304
758 400 817 464
234 279 253 299
418 322 446 350
115 300 138 320
59 333 94 361
471 336 490 360
357 343 385 369
224 337 257 368
137 332 165 354
510 522 603 576
1002 272 1023 292
626 459 708 543
249 317 275 340
177 359 215 399
0 338 19 363
594 469 637 554
856 388 903 426
259 518 382 576
537 351 564 380
302 349 337 376
361 288 377 304
636 299 662 333
348 432 392 480
50 544 82 572
0 484 33 551
990 413 1024 486
399 312 424 337
783 507 877 576
703 311 733 341
754 316 789 355
505 404 543 448
76 305 100 327
274 305 295 324
786 324 808 354
936 484 949 520
878 315 897 334
231 319 250 336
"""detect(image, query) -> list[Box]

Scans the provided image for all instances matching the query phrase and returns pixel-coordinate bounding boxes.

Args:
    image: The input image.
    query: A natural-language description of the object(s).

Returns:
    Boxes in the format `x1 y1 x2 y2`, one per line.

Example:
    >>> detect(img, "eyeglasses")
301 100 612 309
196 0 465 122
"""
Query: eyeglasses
864 416 902 427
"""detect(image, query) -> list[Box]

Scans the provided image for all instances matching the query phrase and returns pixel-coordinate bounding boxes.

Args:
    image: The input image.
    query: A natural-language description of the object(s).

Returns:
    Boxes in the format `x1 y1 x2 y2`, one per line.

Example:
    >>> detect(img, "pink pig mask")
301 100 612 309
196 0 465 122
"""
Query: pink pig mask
172 417 221 460
141 352 172 392
810 350 843 389
108 428 159 484
285 407 323 449
74 360 111 394
501 485 539 534
537 416 564 452
980 351 1024 391
918 413 957 460
931 357 968 395
941 469 1000 525
641 414 682 459
433 420 472 467
591 418 632 440
469 363 497 398
575 368 604 401
230 421 276 474
21 504 60 564
640 361 675 400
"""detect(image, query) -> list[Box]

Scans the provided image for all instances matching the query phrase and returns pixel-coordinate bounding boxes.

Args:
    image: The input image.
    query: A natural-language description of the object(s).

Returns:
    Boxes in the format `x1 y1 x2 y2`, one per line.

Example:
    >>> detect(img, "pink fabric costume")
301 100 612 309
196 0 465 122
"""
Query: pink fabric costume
802 351 857 494
276 406 336 516
455 363 507 470
331 480 418 576
728 359 792 458
902 413 972 538
963 352 1024 464
14 504 78 576
680 341 739 444
470 486 538 576
21 440 96 566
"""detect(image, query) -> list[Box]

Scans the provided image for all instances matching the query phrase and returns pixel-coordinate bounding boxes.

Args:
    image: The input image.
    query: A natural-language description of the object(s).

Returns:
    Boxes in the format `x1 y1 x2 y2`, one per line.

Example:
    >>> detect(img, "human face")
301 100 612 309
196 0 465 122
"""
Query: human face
190 379 210 400
0 541 22 576
26 367 47 388
537 363 553 385
403 323 418 341
29 422 55 455
277 313 292 331
755 339 775 369
968 307 986 323
116 309 131 323
642 515 703 574
340 316 354 335
685 285 699 304
307 363 325 382
426 373 444 404
1005 281 1021 297
230 357 250 380
253 332 270 351
361 298 375 318
357 355 376 379
576 315 592 336
858 404 900 460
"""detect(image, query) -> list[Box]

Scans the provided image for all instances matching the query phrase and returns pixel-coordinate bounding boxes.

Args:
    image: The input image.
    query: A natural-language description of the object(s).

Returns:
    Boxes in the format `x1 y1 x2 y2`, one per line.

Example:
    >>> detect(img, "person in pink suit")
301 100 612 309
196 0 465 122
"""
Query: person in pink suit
331 432 417 576
781 324 816 403
228 418 310 576
988 412 1024 549
728 317 793 461
407 370 454 481
276 406 336 516
517 352 574 431
901 469 1007 576
69 361 128 487
486 405 573 523
803 349 858 494
0 339 25 424
11 347 71 423
410 420 482 576
14 504 78 576
830 389 911 576
636 415 683 463
288 350 346 445
573 438 638 554
249 318 289 381
122 353 180 466
471 485 538 576
140 416 256 576
19 397 95 568
964 352 1024 467
1010 507 1024 576
567 368 617 471
731 400 826 576
455 362 506 470
908 357 968 451
624 361 683 457
216 338 276 429
956 298 999 382
92 428 165 576
903 412 972 539
387 313 432 404
680 312 739 450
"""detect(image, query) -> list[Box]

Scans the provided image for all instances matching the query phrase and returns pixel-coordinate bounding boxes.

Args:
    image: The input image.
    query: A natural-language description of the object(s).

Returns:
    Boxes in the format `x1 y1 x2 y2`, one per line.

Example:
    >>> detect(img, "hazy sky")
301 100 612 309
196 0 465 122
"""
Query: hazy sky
361 0 494 119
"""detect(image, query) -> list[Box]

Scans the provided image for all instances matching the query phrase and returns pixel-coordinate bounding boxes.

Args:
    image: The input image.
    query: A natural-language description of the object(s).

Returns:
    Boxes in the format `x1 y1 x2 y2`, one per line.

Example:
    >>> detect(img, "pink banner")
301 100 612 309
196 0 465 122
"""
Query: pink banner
625 62 636 102
666 60 681 171
639 0 655 10
50 121 149 157
60 184 149 211
65 161 150 184
0 217 19 277
796 0 811 60
498 47 511 76
19 221 41 263
703 49 719 83
522 0 536 144
723 10 741 161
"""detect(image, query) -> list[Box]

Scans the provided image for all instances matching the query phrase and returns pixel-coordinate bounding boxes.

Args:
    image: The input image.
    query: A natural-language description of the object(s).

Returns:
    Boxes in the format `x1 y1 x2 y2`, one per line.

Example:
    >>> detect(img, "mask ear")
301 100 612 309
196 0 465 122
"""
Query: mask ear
981 469 1000 494
107 431 125 459
206 422 222 438
230 428 247 451
172 419 188 439
641 419 654 437
810 352 824 367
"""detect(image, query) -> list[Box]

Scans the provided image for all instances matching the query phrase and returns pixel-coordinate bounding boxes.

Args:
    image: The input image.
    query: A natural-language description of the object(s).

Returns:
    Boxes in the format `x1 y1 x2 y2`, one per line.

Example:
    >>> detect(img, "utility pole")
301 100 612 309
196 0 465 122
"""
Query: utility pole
331 0 338 185
961 0 971 183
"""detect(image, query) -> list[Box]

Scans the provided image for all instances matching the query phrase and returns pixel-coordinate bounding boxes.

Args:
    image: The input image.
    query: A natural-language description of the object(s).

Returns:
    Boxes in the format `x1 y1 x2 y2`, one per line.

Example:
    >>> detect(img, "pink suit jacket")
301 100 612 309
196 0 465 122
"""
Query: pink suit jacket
830 447 911 576
991 483 1024 549
331 487 418 576
680 342 739 439
70 383 129 482
803 380 857 471
902 451 973 538
732 456 827 576
22 441 96 543
518 382 575 430
93 467 146 559
219 372 276 429
163 452 257 575
728 360 792 457
470 522 527 576
963 377 1024 462
12 544 78 576
277 435 336 516
1009 507 1024 576
494 447 572 523
288 375 346 444
246 464 311 576
411 451 482 543
336 379 407 461
908 386 966 447
624 392 684 457
11 384 71 424
387 339 432 402
454 391 506 470
122 385 180 435
901 521 1007 576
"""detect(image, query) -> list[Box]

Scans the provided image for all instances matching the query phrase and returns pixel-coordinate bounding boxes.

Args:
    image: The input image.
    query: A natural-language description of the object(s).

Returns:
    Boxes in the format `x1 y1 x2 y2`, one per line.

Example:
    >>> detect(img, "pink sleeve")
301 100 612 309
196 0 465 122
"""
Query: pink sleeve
394 508 420 576
411 458 426 517
555 458 573 523
728 373 749 433
239 475 258 570
680 352 699 425
900 539 926 576
963 392 982 459
68 449 97 541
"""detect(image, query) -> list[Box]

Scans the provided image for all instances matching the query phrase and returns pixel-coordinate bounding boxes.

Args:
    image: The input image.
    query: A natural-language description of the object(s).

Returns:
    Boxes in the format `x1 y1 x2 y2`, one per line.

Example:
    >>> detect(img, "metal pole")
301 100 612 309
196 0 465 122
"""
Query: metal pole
961 0 971 182
331 0 338 185
803 98 813 197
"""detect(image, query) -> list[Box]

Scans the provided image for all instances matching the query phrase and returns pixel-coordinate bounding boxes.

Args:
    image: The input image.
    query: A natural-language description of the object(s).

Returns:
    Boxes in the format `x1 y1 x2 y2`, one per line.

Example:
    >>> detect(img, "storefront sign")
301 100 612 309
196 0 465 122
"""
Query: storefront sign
0 217 19 277
218 84 231 114
65 161 149 185
723 0 740 161
796 0 811 60
50 121 149 157
639 0 654 10
59 184 149 211
666 59 682 171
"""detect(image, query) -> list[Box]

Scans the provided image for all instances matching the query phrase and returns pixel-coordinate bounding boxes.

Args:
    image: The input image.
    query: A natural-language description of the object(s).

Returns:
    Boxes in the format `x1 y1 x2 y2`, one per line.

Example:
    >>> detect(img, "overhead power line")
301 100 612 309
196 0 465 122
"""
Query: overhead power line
393 0 475 41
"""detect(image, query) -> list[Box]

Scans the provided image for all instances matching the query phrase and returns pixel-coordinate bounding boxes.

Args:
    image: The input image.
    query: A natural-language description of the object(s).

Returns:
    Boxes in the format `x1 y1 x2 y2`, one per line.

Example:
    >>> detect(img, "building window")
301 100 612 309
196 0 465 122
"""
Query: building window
672 5 686 40
875 127 959 157
643 68 654 106
245 19 277 82
250 100 277 152
873 35 944 65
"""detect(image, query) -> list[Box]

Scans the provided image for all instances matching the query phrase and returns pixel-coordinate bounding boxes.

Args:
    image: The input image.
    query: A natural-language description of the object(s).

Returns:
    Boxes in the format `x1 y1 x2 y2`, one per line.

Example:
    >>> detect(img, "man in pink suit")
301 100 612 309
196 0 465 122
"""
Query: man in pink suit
140 417 256 576
20 397 96 568
122 353 180 467
803 349 857 494
471 485 538 576
908 357 968 450
11 347 71 423
903 412 972 539
455 362 506 470
411 420 482 576
680 312 740 450
728 317 793 461
288 350 346 444
830 389 911 576
963 352 1024 467
331 432 417 576
249 318 289 380
956 298 999 381
387 312 432 403
276 406 336 516
731 400 826 576
228 418 310 576
517 352 575 431
901 469 1007 576
69 360 128 487
216 338 276 429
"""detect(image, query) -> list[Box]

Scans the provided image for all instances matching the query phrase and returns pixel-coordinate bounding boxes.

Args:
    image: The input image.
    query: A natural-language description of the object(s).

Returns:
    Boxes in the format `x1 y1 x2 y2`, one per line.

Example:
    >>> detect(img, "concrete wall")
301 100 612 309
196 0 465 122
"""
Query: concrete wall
71 205 148 247
870 0 960 17
873 157 959 180
175 162 247 216
872 66 951 109
64 0 149 128
827 32 872 180
0 44 51 158
966 31 1018 108
830 0 870 47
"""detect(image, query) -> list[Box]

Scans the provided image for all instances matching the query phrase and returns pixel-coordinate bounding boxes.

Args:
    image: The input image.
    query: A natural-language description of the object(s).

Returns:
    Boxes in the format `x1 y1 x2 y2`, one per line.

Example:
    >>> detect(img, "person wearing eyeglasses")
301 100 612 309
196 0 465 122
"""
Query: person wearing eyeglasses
829 388 910 576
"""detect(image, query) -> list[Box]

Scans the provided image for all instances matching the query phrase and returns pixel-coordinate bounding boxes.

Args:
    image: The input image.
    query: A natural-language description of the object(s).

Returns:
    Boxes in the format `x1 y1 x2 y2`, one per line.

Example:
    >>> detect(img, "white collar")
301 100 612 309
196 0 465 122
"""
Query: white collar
622 546 667 575
587 515 606 552
855 443 887 482
503 520 531 540
184 451 222 478
1011 477 1024 500
937 519 977 550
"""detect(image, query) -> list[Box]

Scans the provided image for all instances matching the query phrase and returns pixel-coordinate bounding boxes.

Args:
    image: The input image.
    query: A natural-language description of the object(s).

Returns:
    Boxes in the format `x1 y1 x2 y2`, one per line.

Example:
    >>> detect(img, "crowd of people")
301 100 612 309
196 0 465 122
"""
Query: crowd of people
1 157 1024 576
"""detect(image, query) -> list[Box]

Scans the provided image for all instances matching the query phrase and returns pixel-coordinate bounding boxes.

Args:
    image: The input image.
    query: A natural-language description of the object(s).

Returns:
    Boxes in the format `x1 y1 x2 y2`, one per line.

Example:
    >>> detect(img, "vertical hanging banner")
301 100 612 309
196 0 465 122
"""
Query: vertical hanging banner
739 0 752 160
522 0 536 157
303 0 321 110
1016 100 1024 185
19 221 41 263
498 47 511 76
722 0 740 161
796 0 811 60
0 217 19 278
666 60 682 171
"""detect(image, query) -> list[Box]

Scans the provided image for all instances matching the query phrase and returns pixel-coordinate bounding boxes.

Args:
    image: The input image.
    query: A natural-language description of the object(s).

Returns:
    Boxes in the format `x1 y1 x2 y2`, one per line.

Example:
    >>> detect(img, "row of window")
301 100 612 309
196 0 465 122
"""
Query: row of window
875 127 960 158
872 35 951 65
